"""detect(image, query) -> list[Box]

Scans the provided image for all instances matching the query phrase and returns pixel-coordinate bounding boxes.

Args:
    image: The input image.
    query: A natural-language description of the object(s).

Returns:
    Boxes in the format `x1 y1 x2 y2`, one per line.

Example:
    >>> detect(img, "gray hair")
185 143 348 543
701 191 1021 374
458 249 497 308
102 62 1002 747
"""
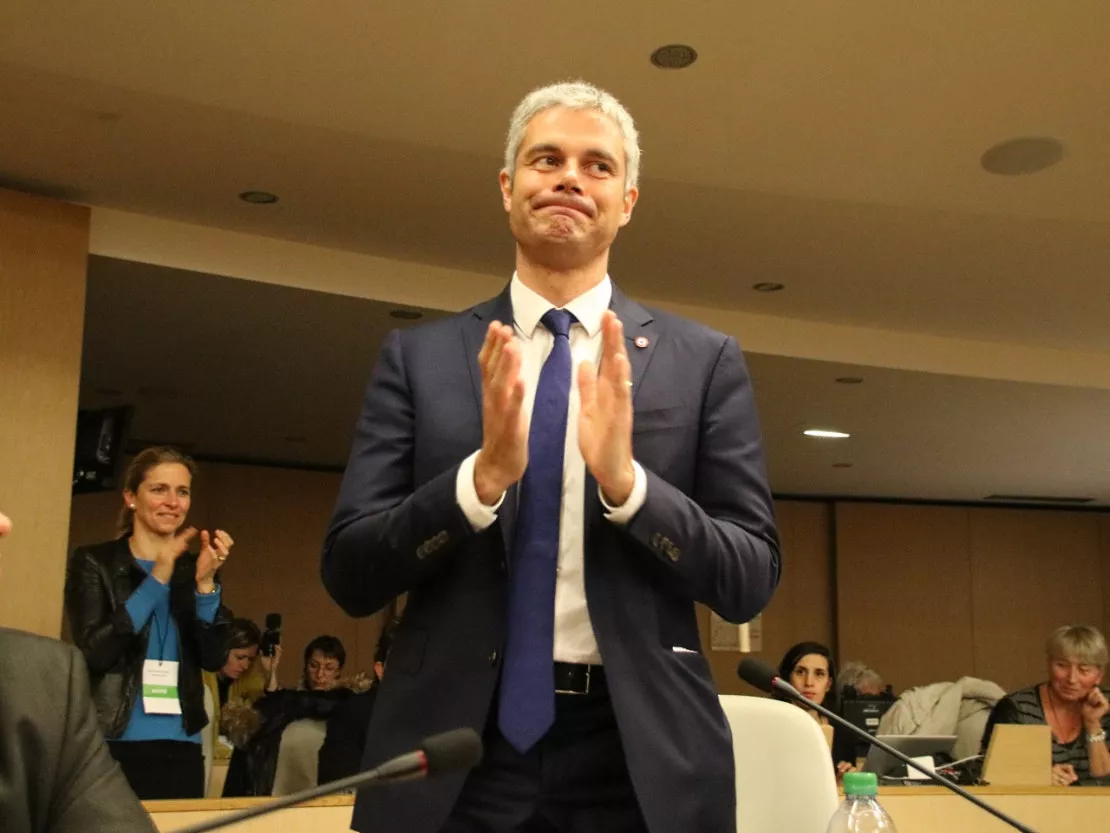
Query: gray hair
503 80 641 194
837 661 884 693
1046 624 1108 668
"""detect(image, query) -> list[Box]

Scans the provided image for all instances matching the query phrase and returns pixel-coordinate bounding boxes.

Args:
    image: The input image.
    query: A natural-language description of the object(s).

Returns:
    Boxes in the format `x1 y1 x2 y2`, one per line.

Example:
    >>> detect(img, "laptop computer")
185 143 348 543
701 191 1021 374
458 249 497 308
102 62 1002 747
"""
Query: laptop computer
861 735 957 778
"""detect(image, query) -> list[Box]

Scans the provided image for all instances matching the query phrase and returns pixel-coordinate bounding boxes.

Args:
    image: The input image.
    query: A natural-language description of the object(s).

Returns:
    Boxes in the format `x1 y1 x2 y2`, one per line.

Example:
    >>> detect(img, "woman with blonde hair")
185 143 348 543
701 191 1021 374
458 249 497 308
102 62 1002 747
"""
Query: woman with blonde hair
981 624 1110 786
65 446 235 799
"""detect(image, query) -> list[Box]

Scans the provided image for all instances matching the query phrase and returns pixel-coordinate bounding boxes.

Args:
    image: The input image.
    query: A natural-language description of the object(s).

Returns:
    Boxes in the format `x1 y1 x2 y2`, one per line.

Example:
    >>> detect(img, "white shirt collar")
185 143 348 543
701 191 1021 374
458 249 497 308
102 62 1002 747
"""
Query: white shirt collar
509 274 612 339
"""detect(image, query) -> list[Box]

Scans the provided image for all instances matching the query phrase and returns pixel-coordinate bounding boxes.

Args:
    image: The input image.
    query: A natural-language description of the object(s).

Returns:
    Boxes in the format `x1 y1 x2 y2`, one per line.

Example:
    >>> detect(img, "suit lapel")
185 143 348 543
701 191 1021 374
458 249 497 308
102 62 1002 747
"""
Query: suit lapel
462 285 519 555
609 283 657 405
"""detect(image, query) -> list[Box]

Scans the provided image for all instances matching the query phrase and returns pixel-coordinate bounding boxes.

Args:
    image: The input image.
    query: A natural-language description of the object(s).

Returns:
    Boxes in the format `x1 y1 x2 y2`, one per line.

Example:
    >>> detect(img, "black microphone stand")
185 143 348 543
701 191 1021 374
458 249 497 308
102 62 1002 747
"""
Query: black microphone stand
171 762 405 833
770 678 1039 833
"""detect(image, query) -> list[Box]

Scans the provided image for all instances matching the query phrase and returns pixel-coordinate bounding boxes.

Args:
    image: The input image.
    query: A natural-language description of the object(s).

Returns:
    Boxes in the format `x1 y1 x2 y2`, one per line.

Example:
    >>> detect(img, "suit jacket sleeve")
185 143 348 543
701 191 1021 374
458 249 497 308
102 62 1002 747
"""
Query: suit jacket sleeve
625 335 781 623
49 644 156 833
322 328 477 617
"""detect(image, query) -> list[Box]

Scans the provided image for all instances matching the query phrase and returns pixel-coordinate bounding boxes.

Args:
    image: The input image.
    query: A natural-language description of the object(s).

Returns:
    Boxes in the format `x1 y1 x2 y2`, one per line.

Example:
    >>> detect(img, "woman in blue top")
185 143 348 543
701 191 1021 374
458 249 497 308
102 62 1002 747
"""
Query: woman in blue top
66 446 234 800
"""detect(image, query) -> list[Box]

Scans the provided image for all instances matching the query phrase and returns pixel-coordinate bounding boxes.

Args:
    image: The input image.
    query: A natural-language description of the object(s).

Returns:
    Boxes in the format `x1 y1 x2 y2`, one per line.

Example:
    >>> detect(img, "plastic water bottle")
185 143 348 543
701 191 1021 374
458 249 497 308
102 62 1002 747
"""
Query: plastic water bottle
825 772 897 832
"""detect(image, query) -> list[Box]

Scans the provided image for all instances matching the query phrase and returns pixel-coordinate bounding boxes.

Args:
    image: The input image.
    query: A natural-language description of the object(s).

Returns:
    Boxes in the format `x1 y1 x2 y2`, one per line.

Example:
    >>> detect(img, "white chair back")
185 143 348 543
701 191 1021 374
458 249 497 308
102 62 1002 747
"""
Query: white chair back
271 718 329 795
719 694 840 833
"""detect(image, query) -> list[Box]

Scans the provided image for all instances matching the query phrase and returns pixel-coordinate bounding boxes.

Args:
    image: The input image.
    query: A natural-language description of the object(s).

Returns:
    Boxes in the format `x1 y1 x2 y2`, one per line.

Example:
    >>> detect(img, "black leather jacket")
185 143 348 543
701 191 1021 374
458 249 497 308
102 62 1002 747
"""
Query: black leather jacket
64 538 227 739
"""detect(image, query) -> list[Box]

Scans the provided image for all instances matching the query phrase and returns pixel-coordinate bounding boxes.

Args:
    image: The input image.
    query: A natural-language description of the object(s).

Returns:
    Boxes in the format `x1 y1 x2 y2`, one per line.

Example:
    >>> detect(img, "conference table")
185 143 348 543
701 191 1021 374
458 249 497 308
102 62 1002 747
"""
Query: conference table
147 786 1110 832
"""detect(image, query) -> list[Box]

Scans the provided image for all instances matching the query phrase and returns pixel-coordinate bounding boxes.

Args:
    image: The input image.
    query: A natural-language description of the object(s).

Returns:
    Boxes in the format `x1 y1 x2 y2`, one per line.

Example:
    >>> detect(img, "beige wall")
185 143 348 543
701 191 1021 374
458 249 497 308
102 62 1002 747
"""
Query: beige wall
834 502 1110 693
0 188 89 636
68 462 389 688
706 500 834 695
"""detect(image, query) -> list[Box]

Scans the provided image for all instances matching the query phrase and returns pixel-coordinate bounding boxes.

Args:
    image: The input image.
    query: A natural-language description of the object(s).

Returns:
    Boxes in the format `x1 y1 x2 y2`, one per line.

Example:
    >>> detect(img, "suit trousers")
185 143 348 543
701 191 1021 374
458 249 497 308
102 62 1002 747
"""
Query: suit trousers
107 739 205 800
441 672 649 833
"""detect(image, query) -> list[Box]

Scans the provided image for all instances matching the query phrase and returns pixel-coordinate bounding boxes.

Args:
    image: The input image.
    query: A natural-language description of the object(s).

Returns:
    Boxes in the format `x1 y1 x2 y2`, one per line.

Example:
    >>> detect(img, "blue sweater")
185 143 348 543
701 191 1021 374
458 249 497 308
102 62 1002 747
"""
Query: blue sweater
119 559 221 743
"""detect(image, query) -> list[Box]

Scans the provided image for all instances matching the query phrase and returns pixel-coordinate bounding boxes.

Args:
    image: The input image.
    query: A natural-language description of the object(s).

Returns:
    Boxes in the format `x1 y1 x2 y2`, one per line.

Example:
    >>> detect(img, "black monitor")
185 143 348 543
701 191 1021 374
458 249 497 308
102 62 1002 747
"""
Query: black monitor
72 406 133 494
840 687 896 761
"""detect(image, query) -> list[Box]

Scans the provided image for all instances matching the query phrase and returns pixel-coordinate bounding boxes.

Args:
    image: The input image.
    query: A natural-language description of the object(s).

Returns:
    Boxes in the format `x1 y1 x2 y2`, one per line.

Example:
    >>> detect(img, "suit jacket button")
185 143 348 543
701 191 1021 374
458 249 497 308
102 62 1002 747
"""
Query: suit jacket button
488 651 499 667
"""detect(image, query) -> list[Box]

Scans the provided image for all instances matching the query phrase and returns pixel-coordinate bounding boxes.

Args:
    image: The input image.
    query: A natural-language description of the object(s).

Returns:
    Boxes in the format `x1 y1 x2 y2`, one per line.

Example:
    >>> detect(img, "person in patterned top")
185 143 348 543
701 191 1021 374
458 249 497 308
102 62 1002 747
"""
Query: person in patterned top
981 624 1110 786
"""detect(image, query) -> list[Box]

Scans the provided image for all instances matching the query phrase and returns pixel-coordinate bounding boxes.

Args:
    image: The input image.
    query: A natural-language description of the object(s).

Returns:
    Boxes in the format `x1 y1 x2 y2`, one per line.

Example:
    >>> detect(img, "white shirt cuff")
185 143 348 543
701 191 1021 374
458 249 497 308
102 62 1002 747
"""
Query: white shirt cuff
600 461 647 525
456 451 504 531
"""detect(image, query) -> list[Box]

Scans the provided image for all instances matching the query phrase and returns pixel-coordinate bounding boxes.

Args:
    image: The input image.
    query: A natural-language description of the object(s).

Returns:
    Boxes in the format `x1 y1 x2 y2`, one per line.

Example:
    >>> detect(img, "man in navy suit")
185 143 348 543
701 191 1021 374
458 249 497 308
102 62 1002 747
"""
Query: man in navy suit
322 81 781 833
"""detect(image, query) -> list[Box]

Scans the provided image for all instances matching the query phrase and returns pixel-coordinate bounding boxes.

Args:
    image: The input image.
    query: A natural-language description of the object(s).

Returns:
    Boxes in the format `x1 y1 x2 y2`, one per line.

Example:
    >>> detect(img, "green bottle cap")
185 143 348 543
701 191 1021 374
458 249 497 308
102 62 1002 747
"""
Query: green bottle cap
842 771 878 796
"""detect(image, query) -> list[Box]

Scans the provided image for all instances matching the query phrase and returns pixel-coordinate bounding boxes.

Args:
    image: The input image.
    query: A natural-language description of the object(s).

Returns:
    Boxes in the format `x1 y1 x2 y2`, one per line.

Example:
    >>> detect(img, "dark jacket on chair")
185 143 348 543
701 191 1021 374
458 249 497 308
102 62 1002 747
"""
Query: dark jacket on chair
0 628 156 833
64 537 227 738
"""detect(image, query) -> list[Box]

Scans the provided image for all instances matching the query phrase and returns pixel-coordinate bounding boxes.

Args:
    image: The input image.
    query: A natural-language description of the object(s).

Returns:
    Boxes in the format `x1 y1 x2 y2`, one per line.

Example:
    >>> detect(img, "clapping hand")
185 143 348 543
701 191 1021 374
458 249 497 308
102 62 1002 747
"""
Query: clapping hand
577 310 635 506
195 529 234 590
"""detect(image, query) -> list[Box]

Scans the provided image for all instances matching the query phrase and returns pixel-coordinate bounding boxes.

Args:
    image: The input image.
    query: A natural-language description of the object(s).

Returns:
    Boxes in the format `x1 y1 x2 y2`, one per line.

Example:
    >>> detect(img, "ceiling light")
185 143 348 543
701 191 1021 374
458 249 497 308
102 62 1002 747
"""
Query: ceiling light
980 137 1065 176
389 309 423 320
650 44 698 70
239 190 279 204
752 282 784 293
804 429 851 439
835 376 863 385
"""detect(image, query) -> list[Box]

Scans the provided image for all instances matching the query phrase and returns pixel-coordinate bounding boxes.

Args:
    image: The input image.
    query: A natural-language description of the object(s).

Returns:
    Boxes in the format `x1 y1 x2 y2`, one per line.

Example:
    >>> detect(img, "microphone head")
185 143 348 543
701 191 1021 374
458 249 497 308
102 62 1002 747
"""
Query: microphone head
737 657 778 693
422 728 483 776
265 612 282 630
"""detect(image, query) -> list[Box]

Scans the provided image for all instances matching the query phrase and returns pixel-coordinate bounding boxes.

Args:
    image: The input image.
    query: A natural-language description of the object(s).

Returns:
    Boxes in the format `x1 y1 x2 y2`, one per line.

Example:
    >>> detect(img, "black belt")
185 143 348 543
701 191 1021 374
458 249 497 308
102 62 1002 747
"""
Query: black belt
554 661 604 695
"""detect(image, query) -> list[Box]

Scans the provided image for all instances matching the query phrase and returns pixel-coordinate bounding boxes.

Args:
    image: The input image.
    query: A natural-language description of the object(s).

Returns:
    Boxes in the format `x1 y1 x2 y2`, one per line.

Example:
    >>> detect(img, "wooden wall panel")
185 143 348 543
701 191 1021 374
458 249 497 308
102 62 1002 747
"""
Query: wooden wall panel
835 502 975 691
969 508 1103 692
704 500 834 695
0 188 89 636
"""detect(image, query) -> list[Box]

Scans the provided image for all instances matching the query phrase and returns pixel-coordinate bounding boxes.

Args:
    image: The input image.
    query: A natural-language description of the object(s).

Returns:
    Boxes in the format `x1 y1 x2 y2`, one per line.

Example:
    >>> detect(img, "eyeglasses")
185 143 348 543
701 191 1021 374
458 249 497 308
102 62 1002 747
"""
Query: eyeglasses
308 661 340 675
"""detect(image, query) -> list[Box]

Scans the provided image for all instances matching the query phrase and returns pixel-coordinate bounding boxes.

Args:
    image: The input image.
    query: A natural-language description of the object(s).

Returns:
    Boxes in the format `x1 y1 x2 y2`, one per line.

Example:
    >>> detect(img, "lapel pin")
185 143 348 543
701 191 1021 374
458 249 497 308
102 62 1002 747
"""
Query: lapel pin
634 336 649 349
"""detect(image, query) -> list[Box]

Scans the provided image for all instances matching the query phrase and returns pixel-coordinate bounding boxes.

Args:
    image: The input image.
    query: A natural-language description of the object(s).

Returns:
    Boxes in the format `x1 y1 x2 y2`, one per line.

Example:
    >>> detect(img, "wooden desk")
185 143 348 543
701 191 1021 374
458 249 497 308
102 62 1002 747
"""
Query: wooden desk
147 788 1110 833
147 796 355 832
880 785 1110 833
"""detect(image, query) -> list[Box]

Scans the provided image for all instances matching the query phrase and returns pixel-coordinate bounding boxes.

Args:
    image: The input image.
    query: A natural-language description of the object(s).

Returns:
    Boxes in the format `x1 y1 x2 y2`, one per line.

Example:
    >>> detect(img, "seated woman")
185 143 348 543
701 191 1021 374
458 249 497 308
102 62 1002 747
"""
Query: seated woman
775 641 859 775
980 624 1110 786
204 617 280 716
225 635 359 795
65 446 234 800
205 618 280 796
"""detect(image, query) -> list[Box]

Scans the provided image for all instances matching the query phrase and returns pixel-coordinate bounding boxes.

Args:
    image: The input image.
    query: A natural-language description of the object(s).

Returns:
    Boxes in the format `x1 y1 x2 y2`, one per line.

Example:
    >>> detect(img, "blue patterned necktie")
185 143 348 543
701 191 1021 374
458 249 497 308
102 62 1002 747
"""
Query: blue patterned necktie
497 308 575 753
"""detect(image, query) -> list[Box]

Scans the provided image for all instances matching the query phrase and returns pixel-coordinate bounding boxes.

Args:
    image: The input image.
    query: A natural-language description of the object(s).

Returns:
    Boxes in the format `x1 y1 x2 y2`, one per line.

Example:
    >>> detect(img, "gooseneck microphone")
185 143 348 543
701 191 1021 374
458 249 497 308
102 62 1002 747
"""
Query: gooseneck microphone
173 727 483 833
737 658 1039 833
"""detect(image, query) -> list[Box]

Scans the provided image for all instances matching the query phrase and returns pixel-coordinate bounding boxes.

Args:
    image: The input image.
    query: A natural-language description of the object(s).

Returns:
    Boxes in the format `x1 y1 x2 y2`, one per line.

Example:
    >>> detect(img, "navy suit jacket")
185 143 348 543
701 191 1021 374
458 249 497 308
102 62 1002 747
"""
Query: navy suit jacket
322 283 781 833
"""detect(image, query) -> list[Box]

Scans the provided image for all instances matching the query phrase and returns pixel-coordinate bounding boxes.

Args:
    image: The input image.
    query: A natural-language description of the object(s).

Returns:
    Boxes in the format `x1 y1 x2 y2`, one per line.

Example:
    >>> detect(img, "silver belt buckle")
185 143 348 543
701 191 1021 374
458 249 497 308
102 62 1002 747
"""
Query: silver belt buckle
555 664 590 696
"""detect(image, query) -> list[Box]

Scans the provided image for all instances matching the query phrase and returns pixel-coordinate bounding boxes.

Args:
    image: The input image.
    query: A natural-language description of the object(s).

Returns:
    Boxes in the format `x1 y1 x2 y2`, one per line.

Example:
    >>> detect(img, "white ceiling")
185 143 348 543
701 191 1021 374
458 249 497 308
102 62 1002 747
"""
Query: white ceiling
81 256 1110 506
4 2 1110 504
2 2 1110 352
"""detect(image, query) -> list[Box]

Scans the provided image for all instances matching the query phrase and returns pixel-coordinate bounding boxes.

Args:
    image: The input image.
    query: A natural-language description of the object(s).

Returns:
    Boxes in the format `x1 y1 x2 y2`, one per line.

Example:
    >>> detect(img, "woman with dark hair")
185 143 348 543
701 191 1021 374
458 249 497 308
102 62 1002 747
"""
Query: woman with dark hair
226 635 358 795
302 634 346 691
65 446 234 799
775 641 859 776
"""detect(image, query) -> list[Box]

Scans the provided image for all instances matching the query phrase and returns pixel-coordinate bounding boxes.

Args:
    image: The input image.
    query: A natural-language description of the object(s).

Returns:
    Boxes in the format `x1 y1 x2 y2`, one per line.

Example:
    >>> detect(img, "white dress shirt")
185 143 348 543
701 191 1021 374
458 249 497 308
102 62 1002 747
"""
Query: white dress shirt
455 275 647 664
